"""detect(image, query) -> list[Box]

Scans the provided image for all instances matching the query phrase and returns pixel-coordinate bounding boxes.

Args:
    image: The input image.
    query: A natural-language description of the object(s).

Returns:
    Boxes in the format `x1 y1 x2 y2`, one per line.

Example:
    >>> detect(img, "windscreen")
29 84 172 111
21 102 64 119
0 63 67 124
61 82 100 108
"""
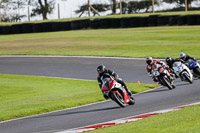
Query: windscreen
102 78 110 89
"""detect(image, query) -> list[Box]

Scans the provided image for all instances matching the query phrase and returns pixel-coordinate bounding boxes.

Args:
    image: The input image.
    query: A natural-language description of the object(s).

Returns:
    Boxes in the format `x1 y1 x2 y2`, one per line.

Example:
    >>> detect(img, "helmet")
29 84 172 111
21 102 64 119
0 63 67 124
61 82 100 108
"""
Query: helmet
97 64 105 75
180 52 186 59
165 56 172 64
146 56 153 65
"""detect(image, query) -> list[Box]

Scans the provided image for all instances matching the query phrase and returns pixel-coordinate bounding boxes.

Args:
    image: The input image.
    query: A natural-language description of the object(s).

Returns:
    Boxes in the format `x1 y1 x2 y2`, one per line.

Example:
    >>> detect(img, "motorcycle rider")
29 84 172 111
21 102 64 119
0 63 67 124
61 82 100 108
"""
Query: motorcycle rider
146 56 174 83
97 64 133 99
165 56 185 78
179 52 196 62
165 56 185 69
146 57 168 79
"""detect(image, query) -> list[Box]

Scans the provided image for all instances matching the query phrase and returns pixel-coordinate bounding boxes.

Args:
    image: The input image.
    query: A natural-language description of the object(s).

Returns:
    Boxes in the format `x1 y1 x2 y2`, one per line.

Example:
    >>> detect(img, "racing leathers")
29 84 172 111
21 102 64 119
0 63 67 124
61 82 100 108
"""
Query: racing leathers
167 58 185 69
181 54 196 62
146 60 172 82
97 69 132 99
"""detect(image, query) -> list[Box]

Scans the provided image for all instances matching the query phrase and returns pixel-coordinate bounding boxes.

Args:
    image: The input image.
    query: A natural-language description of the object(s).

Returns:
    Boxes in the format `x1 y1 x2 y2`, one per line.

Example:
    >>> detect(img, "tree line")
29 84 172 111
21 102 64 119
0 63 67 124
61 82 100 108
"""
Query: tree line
0 0 199 22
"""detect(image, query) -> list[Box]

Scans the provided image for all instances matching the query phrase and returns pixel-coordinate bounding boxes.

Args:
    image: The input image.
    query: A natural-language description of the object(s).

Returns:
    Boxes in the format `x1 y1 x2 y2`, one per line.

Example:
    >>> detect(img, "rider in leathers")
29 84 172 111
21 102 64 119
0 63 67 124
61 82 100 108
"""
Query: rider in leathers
165 56 185 78
179 52 196 62
146 56 174 83
165 56 185 69
146 56 170 82
97 65 133 99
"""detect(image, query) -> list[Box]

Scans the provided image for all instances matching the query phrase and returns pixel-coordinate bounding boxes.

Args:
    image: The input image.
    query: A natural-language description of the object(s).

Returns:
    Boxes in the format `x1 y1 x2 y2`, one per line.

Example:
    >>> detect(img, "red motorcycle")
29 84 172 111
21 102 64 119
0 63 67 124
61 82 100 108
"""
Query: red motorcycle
101 76 135 107
151 62 175 90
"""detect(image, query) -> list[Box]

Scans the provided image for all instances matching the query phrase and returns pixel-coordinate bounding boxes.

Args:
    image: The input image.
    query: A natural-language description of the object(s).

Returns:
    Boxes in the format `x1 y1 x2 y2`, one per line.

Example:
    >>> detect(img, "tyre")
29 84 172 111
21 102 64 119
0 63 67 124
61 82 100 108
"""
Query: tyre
111 92 126 107
128 96 135 105
162 76 173 90
182 72 193 84
194 67 200 76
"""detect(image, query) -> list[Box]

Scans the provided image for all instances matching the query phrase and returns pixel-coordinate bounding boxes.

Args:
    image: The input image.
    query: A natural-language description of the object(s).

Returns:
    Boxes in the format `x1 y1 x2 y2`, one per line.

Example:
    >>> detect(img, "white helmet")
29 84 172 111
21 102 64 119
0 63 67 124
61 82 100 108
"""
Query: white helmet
180 52 186 59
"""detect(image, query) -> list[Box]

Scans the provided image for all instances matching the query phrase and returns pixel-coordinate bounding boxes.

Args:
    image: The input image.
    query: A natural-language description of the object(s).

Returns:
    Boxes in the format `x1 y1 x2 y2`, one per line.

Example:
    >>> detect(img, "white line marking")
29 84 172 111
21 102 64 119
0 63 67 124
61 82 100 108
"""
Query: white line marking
56 101 200 133
37 75 95 81
0 55 146 60
1 55 198 62
0 78 160 124
0 56 171 124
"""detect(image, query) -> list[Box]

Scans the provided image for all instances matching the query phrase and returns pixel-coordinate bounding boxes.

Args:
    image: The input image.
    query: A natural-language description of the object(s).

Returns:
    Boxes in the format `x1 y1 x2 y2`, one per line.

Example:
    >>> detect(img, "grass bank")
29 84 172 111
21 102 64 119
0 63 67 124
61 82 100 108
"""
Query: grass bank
0 26 200 59
0 74 158 122
0 10 200 26
90 104 200 133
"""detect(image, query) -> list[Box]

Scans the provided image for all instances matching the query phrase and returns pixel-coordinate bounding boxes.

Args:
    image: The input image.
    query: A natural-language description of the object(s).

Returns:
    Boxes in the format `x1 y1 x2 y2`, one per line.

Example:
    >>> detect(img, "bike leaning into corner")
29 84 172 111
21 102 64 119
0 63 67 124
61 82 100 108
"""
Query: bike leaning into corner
101 76 135 107
151 62 175 90
186 59 200 78
173 61 193 84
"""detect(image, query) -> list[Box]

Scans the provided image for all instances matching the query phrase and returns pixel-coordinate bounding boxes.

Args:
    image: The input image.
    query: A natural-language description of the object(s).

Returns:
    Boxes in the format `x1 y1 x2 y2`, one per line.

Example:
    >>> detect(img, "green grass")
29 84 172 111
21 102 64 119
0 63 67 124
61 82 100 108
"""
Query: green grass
0 10 200 26
0 74 158 122
90 105 200 133
0 26 200 59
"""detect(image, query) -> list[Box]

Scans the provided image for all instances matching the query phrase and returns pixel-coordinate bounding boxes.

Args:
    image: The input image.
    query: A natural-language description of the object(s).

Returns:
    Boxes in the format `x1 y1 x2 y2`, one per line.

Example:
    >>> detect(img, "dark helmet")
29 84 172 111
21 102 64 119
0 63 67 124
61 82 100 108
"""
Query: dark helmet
165 56 172 64
146 56 153 65
97 64 105 75
180 52 186 59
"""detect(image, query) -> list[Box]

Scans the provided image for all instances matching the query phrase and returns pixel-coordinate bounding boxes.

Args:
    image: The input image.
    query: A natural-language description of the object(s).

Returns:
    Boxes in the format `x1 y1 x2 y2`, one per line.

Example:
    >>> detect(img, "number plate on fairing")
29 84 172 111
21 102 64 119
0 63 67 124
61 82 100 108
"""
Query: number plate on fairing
153 71 160 76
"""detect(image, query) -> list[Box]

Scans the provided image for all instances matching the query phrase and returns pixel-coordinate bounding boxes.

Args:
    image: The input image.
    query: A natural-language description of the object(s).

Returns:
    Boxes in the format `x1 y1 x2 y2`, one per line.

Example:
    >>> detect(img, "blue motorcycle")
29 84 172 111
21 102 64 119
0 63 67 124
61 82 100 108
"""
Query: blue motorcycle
187 59 200 78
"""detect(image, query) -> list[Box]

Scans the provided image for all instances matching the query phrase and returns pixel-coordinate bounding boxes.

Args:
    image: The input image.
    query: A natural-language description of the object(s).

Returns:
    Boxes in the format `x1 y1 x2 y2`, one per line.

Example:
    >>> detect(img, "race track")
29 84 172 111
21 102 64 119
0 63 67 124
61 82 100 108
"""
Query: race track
0 56 200 133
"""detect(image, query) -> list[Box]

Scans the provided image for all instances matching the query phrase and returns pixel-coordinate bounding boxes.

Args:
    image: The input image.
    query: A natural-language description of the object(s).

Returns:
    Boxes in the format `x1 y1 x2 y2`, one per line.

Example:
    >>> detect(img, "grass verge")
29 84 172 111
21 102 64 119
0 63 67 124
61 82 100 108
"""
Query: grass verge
0 10 200 26
90 104 200 133
0 26 200 59
0 74 158 122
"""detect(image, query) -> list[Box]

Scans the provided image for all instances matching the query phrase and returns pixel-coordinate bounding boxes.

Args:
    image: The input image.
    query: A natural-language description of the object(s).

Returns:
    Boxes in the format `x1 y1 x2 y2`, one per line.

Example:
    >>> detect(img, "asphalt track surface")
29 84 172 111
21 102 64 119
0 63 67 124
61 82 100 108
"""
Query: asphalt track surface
0 56 200 133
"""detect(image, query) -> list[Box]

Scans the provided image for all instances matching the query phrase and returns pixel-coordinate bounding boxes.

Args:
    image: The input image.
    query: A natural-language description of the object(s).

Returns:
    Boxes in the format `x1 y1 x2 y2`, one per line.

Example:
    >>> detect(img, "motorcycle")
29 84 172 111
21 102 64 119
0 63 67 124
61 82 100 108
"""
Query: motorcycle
186 59 200 78
101 76 135 107
151 62 175 90
172 61 193 84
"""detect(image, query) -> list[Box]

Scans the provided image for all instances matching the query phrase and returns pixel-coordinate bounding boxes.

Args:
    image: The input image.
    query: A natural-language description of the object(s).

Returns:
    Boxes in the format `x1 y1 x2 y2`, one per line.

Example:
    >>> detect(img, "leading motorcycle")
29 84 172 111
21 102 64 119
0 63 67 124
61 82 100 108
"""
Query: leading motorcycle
186 59 200 78
101 76 135 107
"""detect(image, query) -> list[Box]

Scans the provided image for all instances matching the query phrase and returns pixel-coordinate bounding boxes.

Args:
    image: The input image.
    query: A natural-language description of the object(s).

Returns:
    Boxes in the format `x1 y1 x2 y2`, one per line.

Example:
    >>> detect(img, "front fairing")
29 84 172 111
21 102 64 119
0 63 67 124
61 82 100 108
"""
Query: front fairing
101 78 110 91
173 62 183 75
188 59 196 69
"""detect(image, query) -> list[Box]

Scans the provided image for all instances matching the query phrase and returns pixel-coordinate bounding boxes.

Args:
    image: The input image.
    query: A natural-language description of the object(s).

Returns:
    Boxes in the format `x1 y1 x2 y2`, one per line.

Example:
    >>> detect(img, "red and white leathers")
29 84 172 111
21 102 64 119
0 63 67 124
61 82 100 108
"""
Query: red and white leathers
146 60 171 82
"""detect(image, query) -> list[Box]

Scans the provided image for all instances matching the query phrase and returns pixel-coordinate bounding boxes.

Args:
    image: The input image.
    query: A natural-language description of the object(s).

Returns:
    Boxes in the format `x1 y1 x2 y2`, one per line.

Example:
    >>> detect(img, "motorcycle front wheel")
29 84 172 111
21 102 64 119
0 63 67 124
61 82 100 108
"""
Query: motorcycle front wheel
111 92 126 107
161 76 174 90
182 72 193 84
128 96 135 105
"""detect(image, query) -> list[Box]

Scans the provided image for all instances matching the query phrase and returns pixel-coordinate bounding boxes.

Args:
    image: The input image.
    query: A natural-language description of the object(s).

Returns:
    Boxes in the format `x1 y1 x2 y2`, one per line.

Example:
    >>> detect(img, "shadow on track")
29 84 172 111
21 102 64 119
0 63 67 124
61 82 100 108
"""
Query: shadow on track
32 106 121 119
139 86 169 94
175 82 191 87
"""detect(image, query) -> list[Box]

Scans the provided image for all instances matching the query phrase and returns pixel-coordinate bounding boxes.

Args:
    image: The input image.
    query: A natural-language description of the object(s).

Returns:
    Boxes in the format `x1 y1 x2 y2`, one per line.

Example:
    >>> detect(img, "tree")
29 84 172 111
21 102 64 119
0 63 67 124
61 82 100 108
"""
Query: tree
0 0 11 22
163 0 197 9
112 0 117 14
75 3 110 17
117 1 128 14
109 0 117 14
31 0 55 20
126 0 159 13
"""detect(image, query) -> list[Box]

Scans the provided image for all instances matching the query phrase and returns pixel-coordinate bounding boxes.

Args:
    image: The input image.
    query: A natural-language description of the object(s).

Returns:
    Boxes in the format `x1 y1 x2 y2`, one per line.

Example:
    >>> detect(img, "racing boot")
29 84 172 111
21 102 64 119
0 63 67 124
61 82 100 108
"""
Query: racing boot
125 87 133 98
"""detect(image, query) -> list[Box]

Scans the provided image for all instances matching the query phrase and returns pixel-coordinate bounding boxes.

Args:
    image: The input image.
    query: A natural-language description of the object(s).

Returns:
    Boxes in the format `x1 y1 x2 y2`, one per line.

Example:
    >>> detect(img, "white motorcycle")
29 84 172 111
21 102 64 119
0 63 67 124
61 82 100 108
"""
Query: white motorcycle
172 61 193 84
